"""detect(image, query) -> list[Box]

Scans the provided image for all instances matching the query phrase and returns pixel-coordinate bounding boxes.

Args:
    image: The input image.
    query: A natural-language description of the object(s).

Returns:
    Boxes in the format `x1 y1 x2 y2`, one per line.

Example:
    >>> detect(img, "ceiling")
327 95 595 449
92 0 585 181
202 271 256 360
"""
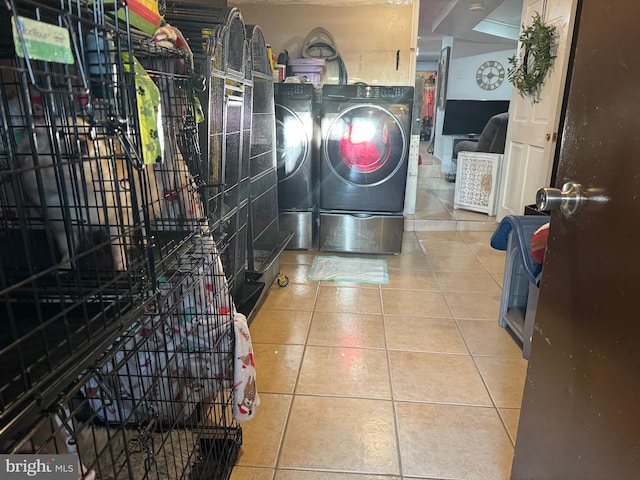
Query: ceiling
417 0 523 63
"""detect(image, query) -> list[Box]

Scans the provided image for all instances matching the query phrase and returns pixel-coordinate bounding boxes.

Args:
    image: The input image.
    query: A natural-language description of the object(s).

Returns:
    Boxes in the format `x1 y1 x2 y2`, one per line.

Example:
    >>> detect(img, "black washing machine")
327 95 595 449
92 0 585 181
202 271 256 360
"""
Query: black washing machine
319 84 413 254
274 83 318 249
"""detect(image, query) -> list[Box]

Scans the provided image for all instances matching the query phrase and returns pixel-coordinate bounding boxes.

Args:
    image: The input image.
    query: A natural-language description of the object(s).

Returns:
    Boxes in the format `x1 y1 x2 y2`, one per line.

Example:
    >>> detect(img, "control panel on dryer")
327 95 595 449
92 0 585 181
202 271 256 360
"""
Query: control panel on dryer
355 85 414 99
275 83 315 97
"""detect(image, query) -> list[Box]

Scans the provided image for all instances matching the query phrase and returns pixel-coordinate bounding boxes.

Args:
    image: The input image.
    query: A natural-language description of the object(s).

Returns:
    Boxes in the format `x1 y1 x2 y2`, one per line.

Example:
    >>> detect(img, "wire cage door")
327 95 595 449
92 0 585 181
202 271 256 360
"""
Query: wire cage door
245 24 280 274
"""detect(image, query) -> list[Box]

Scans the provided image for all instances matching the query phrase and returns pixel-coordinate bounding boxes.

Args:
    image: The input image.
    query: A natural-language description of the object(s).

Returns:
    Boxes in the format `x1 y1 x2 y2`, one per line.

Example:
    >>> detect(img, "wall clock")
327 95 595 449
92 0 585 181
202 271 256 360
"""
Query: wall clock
476 60 505 90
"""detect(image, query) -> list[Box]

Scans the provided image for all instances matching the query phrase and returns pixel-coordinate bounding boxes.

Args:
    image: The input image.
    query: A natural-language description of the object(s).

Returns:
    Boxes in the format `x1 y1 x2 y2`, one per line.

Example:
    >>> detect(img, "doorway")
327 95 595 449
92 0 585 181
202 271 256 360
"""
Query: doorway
413 61 496 231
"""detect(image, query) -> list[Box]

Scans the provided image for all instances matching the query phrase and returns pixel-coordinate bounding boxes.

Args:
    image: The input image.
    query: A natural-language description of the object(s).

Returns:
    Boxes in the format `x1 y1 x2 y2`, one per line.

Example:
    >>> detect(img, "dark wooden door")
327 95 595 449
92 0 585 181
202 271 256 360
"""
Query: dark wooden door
511 1 640 479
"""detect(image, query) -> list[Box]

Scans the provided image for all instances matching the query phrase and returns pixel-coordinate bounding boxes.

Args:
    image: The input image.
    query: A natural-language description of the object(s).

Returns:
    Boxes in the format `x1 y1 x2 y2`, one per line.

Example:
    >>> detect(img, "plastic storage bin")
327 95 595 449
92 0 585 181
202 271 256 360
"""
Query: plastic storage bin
289 58 325 85
491 215 550 358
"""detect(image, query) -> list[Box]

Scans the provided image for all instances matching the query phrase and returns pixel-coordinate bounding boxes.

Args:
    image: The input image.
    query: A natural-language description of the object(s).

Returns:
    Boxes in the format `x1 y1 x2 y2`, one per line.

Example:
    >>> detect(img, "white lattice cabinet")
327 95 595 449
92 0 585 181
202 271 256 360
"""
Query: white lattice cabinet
454 151 503 216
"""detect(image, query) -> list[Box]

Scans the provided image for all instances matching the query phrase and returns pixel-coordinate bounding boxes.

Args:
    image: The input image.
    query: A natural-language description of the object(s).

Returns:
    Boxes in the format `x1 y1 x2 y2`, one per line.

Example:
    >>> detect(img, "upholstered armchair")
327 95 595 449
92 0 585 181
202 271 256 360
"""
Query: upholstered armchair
454 112 509 158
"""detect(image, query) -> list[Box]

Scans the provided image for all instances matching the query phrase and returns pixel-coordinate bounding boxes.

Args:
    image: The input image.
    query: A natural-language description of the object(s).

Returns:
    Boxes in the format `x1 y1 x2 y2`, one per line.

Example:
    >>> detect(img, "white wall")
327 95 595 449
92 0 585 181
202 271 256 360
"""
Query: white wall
417 61 439 71
448 43 515 99
433 39 516 173
229 3 418 86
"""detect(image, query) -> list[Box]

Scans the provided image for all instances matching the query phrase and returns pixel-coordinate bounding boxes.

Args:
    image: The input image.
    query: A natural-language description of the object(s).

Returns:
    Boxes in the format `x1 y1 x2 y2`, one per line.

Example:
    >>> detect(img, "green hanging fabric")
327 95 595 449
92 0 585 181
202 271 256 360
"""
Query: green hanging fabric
193 96 204 124
122 52 164 164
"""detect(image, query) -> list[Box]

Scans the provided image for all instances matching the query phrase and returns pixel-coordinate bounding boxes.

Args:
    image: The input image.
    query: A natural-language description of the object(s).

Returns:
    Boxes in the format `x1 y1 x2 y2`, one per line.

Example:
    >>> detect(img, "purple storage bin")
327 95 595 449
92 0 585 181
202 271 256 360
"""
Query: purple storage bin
289 58 325 85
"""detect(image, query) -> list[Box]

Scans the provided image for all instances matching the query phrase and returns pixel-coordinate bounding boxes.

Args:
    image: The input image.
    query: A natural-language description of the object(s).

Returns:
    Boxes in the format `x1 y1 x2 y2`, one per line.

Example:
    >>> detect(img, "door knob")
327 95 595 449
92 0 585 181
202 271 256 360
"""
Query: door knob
536 181 583 217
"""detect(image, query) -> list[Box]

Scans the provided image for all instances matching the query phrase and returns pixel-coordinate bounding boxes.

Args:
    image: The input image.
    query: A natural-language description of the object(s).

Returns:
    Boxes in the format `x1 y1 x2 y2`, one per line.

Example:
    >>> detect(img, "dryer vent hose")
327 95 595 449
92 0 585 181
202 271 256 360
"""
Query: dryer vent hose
300 27 348 85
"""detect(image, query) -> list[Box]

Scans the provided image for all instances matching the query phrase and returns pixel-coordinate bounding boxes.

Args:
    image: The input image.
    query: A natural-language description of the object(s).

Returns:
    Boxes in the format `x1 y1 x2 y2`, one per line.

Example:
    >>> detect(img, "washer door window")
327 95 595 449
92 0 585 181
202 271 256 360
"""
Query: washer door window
276 105 309 181
325 104 406 186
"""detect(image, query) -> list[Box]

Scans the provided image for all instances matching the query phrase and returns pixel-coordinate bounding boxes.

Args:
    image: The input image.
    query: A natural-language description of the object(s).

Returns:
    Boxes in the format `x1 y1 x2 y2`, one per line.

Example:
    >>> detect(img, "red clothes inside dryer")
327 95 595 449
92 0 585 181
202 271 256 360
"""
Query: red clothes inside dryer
339 123 389 173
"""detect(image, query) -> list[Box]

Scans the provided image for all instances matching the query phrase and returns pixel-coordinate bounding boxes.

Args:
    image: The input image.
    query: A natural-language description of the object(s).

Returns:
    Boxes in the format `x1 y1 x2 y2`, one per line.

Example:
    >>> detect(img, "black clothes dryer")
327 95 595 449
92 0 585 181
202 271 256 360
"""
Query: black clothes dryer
274 83 318 249
319 84 413 254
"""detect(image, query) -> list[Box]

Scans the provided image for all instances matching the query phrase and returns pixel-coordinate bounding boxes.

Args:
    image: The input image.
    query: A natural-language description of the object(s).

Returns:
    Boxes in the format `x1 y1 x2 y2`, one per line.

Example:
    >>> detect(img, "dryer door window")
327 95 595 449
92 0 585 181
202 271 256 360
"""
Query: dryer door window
325 104 406 186
276 105 309 181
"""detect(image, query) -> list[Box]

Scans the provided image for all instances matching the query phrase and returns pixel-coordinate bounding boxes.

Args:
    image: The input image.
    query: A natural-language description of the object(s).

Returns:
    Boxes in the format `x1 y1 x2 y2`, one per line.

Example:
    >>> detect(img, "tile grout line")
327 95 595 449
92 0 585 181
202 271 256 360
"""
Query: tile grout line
248 237 516 476
403 231 515 474
459 232 520 449
267 275 320 473
423 230 518 449
380 283 405 479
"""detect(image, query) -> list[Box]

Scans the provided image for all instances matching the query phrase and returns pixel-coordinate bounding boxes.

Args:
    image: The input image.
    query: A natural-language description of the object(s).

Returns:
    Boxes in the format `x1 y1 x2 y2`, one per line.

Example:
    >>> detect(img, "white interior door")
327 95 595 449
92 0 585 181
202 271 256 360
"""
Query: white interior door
497 0 577 220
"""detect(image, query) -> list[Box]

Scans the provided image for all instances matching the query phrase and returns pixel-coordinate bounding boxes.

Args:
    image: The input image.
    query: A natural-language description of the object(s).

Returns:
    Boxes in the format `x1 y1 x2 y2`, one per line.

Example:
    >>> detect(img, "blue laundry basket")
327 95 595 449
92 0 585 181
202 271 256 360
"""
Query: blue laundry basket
491 215 549 359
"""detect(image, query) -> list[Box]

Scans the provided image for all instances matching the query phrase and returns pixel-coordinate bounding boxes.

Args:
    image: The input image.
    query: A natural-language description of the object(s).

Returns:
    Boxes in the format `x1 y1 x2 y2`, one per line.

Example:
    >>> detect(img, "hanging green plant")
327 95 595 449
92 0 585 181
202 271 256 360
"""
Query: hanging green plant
507 12 557 103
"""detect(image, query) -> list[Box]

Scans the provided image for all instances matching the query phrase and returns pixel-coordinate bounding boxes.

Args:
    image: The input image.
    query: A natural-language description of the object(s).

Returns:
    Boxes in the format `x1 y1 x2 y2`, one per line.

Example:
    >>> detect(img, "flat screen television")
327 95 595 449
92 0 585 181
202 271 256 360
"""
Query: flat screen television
442 100 510 135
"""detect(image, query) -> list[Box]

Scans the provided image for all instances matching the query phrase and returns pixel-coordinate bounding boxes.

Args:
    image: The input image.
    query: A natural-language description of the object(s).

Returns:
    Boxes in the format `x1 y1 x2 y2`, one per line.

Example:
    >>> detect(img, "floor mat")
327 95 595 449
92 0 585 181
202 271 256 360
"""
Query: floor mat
308 256 389 284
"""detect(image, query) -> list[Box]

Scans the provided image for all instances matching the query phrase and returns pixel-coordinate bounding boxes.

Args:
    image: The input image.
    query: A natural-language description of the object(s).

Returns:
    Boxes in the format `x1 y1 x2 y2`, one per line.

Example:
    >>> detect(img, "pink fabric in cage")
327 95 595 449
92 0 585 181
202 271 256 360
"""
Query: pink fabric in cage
232 312 260 422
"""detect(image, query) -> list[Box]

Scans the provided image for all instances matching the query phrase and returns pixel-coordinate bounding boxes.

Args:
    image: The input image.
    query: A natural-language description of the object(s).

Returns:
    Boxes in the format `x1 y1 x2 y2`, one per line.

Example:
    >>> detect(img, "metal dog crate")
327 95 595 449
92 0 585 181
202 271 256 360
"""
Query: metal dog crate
243 24 292 314
1 0 244 477
165 5 289 315
2 233 241 479
165 5 252 307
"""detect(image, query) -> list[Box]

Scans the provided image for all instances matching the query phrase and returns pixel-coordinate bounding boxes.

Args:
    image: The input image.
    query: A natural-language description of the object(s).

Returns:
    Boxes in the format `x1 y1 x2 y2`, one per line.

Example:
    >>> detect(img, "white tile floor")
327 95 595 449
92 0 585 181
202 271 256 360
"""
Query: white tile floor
230 155 525 479
405 142 500 233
